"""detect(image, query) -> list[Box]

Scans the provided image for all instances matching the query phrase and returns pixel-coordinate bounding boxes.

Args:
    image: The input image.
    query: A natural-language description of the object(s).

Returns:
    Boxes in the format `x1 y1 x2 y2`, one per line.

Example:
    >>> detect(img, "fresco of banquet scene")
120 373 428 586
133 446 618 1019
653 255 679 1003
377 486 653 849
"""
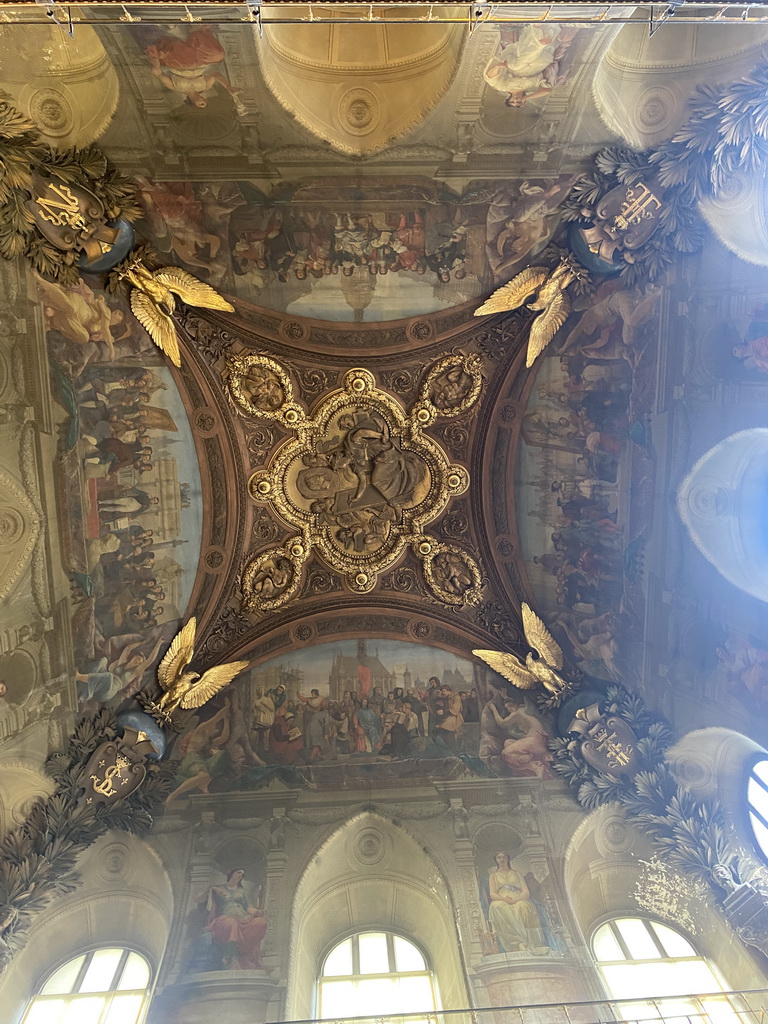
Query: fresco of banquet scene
36 272 203 714
133 175 578 323
514 277 662 690
165 641 554 802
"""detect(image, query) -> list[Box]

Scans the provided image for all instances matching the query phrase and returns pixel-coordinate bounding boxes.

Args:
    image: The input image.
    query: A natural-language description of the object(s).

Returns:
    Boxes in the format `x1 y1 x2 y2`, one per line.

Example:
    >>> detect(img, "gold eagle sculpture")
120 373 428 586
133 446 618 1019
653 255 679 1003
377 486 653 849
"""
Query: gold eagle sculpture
139 617 249 728
474 260 577 368
112 256 233 367
473 603 571 699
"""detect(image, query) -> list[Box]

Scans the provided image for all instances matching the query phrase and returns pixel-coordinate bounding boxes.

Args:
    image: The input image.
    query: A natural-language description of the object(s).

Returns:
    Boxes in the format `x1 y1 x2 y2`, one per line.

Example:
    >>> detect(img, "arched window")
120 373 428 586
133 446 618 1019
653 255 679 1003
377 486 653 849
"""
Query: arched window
592 917 738 1022
746 755 768 863
318 931 437 1019
21 947 151 1024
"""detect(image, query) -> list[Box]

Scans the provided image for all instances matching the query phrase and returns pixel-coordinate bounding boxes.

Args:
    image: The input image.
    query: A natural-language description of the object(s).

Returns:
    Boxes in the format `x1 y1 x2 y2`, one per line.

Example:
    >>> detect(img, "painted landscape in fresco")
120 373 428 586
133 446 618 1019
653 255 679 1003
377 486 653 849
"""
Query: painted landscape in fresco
165 640 554 801
135 176 577 322
40 273 203 713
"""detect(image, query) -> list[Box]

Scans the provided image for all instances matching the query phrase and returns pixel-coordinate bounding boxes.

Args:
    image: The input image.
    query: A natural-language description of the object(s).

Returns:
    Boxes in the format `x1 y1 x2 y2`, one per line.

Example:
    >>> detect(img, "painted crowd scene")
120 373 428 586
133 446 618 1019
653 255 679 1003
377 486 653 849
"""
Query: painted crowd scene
165 640 554 801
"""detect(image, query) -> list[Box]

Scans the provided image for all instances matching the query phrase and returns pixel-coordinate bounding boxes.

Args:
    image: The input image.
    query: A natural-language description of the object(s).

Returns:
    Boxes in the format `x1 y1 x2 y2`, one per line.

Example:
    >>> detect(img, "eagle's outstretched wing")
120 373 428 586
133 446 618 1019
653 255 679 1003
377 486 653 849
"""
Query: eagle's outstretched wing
156 266 234 312
472 649 537 689
179 660 250 709
474 267 549 317
526 290 571 368
130 289 181 367
522 603 563 669
158 617 197 692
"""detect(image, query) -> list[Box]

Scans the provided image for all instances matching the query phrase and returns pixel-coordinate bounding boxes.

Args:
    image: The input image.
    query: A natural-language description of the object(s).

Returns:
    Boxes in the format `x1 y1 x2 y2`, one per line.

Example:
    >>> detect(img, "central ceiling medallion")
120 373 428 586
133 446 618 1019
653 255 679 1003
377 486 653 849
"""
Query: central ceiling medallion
225 355 483 611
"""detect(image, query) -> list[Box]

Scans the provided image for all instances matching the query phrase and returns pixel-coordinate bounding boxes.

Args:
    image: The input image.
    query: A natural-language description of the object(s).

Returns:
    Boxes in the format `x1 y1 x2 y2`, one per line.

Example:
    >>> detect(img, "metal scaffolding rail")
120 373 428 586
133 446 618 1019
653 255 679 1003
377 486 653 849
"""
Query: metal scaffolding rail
264 991 768 1024
3 0 768 26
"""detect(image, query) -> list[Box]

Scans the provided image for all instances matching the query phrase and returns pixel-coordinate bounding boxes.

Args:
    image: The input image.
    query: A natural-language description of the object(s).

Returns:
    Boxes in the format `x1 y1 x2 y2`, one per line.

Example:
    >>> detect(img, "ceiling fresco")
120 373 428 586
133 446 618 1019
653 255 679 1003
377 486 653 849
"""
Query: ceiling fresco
4 10 768 923
0 6 765 745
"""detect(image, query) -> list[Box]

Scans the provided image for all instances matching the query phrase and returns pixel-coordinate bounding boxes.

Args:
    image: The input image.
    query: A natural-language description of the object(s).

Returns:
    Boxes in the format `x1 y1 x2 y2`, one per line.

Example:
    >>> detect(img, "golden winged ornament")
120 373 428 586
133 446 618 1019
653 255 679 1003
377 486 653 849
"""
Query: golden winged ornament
112 258 233 367
139 617 249 728
473 603 572 700
474 260 576 368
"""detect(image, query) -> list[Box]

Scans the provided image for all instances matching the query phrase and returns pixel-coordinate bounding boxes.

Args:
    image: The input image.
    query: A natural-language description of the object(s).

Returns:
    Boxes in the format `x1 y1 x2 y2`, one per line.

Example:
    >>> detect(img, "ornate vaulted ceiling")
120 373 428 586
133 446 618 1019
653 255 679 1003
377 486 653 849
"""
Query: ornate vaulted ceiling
3 6 768 792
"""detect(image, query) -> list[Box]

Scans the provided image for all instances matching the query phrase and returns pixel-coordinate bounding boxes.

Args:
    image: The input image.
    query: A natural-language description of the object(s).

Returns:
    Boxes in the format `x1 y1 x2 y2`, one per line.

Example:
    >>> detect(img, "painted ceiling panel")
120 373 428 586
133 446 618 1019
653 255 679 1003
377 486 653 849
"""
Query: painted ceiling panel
1 8 768 851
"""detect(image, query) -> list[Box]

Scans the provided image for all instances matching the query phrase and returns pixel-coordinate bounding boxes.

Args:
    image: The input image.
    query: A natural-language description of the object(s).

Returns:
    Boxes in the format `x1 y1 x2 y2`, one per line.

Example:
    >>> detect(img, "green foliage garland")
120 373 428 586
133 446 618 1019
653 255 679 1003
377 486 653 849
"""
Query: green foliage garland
561 147 704 289
0 709 174 972
651 61 768 199
0 97 140 286
550 685 742 886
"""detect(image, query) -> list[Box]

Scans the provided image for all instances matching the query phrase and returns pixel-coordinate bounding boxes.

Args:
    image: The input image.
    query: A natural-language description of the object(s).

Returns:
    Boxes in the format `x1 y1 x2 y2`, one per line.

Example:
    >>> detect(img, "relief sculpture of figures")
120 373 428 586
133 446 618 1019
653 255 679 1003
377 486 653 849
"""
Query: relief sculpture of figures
475 256 590 367
240 363 481 607
109 251 234 367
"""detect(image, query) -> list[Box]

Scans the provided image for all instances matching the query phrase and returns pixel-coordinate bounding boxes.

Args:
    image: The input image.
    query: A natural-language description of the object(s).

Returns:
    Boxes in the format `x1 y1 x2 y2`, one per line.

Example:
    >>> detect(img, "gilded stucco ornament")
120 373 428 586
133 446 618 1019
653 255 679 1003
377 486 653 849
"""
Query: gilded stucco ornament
108 250 234 367
0 96 231 369
232 357 483 610
0 93 138 284
474 603 574 708
475 255 590 368
138 616 249 730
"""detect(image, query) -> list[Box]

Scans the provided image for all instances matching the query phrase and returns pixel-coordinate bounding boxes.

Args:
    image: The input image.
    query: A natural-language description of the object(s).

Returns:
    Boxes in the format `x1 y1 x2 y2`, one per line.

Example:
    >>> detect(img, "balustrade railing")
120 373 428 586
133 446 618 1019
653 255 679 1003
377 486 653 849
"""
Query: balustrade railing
268 990 768 1024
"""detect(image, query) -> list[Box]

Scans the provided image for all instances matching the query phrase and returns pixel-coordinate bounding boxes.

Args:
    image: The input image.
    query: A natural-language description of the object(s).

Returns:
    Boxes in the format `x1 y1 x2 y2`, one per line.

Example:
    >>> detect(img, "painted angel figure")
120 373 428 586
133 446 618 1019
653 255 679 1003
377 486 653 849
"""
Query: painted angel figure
35 274 124 359
146 27 246 115
483 25 579 107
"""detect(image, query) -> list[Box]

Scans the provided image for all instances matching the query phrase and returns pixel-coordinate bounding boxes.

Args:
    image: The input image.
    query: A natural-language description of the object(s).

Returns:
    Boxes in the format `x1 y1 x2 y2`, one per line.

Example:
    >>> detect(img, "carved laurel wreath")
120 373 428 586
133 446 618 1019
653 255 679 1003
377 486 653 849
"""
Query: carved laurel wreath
0 710 174 973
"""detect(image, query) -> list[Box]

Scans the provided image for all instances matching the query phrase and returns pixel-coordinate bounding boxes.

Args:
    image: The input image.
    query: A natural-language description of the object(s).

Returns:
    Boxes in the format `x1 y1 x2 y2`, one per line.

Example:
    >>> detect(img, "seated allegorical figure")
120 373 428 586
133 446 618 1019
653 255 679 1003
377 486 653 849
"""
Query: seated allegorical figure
487 852 549 954
197 867 268 970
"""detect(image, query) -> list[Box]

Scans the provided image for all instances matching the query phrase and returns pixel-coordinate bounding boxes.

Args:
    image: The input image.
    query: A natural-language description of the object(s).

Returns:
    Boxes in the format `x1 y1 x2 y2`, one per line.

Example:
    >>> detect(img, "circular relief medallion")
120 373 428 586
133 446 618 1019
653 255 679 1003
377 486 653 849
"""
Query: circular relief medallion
351 826 388 866
633 85 677 137
279 319 309 343
29 88 74 138
339 88 380 137
240 360 482 612
0 507 24 547
194 408 217 434
204 547 225 571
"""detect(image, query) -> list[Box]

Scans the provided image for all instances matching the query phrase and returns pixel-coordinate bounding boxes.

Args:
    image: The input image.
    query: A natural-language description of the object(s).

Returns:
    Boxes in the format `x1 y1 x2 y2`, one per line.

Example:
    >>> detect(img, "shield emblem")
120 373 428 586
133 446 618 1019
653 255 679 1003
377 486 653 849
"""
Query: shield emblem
27 175 120 261
580 713 639 777
82 728 156 805
595 179 664 252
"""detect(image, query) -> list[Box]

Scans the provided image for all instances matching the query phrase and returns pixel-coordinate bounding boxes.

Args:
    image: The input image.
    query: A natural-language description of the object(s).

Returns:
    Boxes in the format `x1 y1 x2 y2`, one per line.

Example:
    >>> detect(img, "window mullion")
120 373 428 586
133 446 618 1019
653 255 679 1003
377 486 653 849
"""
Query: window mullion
750 769 768 798
112 948 130 990
96 992 113 1024
646 920 668 959
73 951 93 994
352 934 360 976
609 920 632 961
386 932 395 974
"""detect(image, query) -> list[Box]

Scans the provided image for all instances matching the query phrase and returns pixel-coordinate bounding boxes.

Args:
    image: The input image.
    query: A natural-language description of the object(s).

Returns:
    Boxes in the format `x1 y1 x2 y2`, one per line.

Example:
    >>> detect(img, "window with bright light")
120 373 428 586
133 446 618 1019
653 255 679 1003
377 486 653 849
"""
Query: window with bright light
746 756 768 863
318 931 437 1019
21 947 151 1024
593 918 739 1024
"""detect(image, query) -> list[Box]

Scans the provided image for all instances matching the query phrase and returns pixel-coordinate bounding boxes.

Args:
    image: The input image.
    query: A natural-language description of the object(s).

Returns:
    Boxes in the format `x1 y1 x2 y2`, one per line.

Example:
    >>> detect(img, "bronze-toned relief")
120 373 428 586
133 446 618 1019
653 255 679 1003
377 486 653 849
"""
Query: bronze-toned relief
230 359 483 611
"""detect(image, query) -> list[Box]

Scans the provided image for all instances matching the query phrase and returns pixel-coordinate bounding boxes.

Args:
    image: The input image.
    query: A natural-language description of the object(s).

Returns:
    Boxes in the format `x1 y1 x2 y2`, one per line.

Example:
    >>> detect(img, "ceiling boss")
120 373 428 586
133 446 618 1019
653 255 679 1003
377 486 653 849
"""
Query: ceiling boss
225 357 484 611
